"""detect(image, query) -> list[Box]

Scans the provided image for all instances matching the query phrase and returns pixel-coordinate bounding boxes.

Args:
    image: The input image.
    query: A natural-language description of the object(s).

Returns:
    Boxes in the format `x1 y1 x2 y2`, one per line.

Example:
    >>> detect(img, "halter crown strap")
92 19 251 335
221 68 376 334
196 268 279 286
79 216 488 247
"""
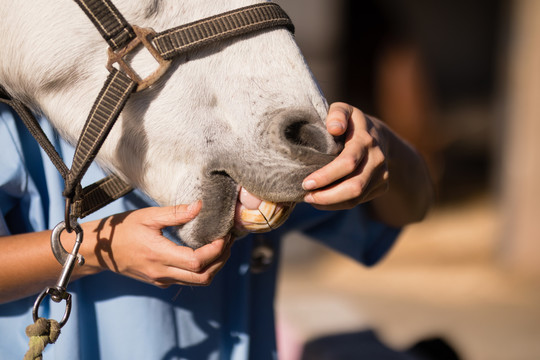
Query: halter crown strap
73 0 135 50
153 3 295 60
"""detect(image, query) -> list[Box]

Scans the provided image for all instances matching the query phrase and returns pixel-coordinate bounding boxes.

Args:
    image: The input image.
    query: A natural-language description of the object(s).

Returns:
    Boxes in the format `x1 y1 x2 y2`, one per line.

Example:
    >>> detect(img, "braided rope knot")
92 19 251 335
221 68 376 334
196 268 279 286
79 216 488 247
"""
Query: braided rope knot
24 318 61 360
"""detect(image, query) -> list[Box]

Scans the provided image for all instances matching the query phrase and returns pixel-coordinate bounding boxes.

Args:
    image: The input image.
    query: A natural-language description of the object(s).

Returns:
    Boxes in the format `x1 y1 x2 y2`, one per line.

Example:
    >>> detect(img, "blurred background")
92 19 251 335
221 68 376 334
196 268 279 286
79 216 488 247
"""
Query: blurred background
273 0 540 359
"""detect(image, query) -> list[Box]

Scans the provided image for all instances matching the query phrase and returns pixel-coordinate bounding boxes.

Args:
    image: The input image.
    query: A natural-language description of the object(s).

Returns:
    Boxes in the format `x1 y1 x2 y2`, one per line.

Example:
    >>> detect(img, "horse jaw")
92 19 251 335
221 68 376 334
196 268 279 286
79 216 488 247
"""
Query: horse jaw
0 0 338 248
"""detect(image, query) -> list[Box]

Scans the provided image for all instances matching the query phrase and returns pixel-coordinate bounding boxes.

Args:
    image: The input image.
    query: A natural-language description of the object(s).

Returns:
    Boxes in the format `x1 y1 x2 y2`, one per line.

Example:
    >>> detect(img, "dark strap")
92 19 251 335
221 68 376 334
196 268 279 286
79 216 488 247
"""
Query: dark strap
64 68 136 198
72 174 132 218
0 91 68 178
73 0 135 50
153 3 295 60
0 85 133 218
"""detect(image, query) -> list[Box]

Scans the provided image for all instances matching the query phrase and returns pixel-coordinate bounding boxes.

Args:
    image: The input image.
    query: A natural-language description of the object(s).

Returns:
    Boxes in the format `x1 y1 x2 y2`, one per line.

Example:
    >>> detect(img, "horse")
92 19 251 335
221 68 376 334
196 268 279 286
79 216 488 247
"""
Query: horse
0 0 341 248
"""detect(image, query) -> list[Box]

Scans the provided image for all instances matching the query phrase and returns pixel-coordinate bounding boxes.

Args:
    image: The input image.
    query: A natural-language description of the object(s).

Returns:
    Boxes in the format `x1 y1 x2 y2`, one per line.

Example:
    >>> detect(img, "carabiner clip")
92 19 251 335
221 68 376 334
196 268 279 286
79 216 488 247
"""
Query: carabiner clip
32 287 72 328
32 220 85 328
51 220 84 267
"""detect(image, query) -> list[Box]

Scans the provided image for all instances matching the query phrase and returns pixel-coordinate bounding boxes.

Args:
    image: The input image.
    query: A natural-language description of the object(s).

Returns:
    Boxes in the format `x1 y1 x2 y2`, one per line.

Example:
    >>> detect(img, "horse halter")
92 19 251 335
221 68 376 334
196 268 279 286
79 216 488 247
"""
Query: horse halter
0 1 294 228
0 0 294 335
65 0 295 226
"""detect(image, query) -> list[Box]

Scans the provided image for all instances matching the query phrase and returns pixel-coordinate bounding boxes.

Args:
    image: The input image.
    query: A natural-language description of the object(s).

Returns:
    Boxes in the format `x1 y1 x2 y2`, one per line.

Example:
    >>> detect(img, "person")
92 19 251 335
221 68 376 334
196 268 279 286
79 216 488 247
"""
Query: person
0 102 433 359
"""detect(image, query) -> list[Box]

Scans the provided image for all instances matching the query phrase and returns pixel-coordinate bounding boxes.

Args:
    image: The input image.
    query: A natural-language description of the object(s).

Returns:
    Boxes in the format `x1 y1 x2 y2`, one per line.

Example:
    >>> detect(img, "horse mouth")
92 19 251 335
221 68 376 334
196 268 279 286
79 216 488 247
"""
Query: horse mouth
234 186 295 234
193 169 298 247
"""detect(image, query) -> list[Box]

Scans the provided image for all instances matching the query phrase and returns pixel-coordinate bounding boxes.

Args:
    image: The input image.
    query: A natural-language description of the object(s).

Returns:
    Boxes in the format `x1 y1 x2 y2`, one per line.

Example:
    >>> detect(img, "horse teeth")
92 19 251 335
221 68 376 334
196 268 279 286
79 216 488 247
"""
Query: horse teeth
258 201 277 219
239 201 295 232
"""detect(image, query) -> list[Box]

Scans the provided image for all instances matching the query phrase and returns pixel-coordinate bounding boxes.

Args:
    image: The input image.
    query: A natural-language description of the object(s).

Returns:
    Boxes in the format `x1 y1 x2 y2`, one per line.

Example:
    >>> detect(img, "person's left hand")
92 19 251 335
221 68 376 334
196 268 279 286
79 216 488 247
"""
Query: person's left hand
302 102 390 210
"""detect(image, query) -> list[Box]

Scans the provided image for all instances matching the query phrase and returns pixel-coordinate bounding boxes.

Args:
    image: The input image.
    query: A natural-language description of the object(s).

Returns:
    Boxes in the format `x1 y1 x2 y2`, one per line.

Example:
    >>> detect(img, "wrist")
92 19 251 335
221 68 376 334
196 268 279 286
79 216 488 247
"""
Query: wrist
71 219 108 278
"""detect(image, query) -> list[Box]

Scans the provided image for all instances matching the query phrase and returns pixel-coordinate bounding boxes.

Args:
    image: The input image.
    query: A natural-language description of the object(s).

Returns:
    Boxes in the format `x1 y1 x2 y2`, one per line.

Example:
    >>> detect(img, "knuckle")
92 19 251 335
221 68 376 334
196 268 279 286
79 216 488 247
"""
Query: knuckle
373 153 386 168
145 268 162 283
196 272 214 286
188 255 204 273
349 181 364 198
145 250 160 263
341 155 359 173
362 133 375 148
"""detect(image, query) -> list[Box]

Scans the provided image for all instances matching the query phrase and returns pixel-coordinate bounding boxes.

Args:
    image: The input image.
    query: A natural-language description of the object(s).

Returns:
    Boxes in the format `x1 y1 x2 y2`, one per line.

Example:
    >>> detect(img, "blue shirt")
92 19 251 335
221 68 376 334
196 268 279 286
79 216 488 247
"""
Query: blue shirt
0 104 399 359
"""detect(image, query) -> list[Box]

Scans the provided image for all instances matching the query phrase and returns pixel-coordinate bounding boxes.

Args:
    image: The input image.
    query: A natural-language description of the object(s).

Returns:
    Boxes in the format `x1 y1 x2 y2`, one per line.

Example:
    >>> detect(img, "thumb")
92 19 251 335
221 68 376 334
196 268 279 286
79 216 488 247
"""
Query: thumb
326 102 352 136
145 201 202 229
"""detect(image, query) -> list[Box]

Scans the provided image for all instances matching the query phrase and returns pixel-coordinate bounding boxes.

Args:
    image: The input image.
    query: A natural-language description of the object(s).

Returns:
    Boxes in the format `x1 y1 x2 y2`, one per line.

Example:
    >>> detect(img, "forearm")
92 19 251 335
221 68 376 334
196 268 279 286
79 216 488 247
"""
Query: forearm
0 223 103 304
0 230 59 303
0 204 232 304
370 121 434 227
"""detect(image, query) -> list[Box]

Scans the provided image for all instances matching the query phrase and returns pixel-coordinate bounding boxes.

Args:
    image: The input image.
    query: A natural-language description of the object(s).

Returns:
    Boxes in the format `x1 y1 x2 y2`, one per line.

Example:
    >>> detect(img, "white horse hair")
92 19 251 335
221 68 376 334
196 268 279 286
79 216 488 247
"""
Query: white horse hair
0 0 341 247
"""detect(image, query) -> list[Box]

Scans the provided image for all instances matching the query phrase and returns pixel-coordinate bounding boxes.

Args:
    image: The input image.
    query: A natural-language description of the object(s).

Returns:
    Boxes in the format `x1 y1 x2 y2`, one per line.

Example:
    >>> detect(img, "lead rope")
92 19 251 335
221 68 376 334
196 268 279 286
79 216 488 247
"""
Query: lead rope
3 1 295 357
23 319 61 360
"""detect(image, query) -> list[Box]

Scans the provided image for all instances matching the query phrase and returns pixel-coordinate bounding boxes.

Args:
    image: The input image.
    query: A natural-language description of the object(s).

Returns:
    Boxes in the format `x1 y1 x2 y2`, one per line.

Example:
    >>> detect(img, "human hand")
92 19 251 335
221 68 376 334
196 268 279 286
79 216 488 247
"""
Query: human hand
302 102 390 210
80 201 232 287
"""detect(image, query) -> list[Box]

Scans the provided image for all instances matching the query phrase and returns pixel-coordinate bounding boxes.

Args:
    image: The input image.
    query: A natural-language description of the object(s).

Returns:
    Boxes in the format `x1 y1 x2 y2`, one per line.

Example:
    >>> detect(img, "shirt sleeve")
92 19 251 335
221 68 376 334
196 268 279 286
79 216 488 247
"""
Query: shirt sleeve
0 104 48 234
281 203 401 266
0 104 26 235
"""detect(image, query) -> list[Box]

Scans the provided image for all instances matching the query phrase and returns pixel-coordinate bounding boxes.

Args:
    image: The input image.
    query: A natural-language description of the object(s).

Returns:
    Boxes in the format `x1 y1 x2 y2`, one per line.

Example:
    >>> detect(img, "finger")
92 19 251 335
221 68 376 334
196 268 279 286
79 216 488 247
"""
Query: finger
305 153 388 206
158 240 232 286
326 102 353 136
164 236 229 273
303 140 366 190
303 108 373 191
305 170 368 207
188 242 232 285
143 201 202 229
309 181 389 211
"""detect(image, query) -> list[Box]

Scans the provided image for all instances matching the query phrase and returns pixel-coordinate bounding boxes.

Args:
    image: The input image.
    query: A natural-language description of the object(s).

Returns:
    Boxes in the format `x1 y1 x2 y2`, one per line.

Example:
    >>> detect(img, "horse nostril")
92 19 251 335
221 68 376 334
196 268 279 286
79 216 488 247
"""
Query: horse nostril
284 120 309 146
283 119 328 153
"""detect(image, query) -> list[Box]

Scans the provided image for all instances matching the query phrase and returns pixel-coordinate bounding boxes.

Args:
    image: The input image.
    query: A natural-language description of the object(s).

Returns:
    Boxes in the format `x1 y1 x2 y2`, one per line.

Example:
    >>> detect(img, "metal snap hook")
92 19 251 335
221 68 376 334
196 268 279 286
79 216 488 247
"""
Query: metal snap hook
51 220 84 267
32 220 85 328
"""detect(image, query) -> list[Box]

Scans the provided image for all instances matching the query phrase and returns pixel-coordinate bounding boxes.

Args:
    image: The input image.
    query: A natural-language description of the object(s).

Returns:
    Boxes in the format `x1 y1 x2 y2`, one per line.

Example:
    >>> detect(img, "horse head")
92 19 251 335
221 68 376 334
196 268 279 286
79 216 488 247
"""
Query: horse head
0 0 342 248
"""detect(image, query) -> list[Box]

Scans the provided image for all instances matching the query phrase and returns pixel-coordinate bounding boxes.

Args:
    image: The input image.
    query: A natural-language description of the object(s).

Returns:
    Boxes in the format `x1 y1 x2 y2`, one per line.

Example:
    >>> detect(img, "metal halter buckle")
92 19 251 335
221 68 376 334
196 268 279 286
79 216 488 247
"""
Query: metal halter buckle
106 26 172 92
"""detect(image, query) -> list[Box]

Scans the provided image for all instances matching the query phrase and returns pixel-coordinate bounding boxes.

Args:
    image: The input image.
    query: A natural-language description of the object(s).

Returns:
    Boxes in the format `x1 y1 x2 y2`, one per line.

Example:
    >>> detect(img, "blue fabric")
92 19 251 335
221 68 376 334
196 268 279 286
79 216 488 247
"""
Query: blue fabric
0 104 400 359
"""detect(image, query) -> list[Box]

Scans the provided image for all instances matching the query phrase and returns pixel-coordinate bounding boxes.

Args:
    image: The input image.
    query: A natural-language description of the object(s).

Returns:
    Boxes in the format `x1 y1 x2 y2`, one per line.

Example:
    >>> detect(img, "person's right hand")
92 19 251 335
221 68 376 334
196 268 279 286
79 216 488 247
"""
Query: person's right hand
78 201 232 288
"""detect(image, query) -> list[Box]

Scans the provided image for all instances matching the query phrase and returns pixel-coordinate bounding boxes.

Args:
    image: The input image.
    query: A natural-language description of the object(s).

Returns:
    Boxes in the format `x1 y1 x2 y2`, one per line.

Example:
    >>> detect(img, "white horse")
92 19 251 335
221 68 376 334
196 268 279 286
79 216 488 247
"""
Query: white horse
0 0 341 248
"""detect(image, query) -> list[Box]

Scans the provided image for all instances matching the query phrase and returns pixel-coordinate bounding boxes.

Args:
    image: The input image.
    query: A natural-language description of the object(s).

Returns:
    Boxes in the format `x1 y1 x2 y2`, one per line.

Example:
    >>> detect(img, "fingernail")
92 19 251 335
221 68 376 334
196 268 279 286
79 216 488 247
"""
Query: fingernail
329 121 344 132
302 179 316 190
187 201 199 213
304 193 314 203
